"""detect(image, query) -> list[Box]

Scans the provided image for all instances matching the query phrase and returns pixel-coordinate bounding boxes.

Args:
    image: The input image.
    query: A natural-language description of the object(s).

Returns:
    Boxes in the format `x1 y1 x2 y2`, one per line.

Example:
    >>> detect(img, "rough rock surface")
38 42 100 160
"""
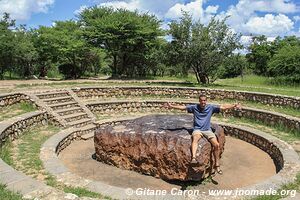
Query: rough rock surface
94 114 225 181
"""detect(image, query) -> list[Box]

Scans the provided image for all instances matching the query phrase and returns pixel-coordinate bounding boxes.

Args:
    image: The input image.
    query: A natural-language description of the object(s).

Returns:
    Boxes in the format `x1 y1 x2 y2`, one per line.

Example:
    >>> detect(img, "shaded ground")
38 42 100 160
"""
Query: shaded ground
59 136 276 192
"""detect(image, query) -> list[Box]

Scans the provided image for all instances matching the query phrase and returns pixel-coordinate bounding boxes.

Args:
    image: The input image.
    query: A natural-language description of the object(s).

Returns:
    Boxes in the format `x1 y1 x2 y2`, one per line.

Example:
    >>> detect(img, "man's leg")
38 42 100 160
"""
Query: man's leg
209 137 222 174
191 131 202 163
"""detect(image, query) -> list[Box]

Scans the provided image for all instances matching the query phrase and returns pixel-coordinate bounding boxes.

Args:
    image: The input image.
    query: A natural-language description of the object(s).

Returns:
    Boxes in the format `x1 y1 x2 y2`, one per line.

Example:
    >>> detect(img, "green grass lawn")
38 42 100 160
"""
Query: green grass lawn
149 74 300 96
0 102 36 122
214 75 300 97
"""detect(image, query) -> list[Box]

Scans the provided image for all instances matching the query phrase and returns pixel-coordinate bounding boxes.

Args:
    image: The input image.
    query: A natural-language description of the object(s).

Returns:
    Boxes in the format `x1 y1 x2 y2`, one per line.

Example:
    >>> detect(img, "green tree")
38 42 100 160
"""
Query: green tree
13 25 37 78
0 13 15 79
167 12 192 77
168 13 241 84
146 38 168 77
219 53 247 80
79 6 163 78
246 35 272 76
53 20 95 79
268 45 300 83
32 26 59 77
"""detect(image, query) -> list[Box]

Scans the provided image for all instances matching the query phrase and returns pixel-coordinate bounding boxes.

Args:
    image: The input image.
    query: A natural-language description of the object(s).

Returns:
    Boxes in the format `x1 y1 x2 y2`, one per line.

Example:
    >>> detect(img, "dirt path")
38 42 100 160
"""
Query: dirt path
59 136 276 192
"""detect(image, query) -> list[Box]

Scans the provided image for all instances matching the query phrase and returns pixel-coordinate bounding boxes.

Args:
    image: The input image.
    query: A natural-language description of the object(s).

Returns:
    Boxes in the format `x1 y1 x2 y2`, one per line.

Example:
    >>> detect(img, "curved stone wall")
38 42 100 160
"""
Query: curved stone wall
0 111 74 200
0 86 299 199
221 123 284 172
73 86 300 109
86 100 300 132
41 118 300 199
0 93 31 107
0 111 57 146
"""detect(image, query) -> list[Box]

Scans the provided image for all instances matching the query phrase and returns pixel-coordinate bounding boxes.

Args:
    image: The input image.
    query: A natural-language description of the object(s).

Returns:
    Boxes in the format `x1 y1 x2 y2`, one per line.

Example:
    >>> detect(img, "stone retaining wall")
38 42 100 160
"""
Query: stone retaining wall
86 100 300 132
0 111 57 147
73 86 300 109
220 124 283 172
0 110 97 199
0 93 31 107
228 107 300 133
43 118 300 200
55 126 96 155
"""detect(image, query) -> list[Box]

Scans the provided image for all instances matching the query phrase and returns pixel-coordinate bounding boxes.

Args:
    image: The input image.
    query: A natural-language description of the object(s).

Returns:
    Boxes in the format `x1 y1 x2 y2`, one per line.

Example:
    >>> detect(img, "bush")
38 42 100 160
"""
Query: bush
268 45 300 84
99 65 112 76
47 65 63 79
58 64 82 79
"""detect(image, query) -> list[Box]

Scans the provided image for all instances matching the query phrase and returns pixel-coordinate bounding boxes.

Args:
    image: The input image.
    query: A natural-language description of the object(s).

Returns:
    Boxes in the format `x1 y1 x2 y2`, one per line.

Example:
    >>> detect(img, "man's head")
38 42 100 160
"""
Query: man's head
199 94 207 108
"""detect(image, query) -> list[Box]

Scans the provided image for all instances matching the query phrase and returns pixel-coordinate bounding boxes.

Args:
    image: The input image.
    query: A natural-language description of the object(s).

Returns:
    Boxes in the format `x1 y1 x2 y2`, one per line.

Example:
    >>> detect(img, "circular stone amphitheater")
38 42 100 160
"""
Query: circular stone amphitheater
0 80 300 200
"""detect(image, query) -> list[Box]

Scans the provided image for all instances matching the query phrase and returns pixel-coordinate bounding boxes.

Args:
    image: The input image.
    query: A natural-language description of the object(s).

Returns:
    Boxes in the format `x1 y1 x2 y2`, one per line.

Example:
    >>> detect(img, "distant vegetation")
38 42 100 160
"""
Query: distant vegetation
0 7 299 85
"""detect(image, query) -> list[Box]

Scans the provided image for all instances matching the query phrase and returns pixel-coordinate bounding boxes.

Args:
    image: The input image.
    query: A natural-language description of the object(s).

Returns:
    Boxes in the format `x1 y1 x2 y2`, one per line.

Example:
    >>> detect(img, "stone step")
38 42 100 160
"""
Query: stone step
81 132 94 140
80 124 97 140
63 112 88 122
80 123 96 131
43 96 74 105
36 91 69 99
56 107 84 116
50 102 79 110
68 118 92 128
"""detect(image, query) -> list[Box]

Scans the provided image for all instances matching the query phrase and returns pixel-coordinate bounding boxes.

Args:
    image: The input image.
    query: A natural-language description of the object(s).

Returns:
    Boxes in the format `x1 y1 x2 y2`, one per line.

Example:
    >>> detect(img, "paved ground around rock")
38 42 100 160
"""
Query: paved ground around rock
59 136 276 192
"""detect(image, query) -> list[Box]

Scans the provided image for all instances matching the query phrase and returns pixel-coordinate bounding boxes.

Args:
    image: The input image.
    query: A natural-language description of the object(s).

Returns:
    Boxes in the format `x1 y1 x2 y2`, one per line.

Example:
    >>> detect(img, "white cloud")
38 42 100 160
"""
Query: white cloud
244 14 294 36
293 15 300 22
165 0 204 20
205 5 219 14
99 0 141 12
97 0 186 18
74 5 88 16
217 0 298 36
0 0 54 20
164 0 219 24
231 0 298 15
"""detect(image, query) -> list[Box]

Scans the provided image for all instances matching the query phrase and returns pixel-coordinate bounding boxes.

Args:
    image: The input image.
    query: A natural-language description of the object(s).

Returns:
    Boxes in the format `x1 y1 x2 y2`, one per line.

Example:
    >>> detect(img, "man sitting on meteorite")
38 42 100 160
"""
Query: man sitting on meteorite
166 94 241 174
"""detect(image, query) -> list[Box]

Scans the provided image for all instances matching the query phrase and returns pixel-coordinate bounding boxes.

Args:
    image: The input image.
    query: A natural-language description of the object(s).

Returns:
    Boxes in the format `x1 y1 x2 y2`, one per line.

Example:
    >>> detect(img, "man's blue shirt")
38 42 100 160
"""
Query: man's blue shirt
186 104 220 131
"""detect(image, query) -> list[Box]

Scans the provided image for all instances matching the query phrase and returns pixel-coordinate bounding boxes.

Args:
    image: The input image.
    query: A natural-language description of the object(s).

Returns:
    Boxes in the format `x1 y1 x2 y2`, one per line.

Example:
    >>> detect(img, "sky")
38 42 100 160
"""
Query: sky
0 0 300 46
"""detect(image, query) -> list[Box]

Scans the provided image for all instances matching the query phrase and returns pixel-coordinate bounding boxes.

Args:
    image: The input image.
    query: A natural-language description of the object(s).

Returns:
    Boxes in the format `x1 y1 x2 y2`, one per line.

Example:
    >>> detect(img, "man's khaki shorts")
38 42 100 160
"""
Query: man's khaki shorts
192 129 216 140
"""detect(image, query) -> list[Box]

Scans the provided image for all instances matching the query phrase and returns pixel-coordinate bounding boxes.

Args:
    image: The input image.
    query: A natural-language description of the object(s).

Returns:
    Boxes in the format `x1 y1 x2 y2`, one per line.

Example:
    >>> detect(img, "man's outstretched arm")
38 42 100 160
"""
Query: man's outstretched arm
220 103 242 112
165 102 187 110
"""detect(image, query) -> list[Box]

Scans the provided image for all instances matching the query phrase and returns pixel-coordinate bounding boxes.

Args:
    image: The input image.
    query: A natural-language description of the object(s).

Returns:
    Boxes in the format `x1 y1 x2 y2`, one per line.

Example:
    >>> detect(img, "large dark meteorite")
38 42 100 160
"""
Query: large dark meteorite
94 114 225 181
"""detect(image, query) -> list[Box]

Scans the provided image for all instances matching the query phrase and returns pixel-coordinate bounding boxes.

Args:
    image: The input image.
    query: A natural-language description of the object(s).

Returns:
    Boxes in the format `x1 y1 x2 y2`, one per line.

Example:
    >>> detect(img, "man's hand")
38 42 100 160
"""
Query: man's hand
164 102 186 110
164 102 173 109
220 102 242 112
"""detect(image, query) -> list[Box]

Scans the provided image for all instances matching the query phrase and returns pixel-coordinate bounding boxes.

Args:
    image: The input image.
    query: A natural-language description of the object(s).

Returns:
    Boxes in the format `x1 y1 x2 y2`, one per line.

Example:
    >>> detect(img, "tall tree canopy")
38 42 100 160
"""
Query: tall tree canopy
168 13 241 84
0 13 16 79
79 7 163 78
246 35 273 76
268 45 300 83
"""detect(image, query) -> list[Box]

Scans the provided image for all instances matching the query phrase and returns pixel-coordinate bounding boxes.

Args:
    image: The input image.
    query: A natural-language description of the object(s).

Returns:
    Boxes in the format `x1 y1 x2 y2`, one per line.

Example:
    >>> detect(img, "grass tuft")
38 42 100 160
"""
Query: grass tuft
0 102 36 122
0 183 23 200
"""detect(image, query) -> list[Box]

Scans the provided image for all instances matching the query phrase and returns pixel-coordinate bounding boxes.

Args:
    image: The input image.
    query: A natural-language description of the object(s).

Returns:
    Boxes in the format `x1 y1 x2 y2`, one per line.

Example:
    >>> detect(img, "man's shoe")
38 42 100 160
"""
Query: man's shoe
190 158 198 164
215 166 223 175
